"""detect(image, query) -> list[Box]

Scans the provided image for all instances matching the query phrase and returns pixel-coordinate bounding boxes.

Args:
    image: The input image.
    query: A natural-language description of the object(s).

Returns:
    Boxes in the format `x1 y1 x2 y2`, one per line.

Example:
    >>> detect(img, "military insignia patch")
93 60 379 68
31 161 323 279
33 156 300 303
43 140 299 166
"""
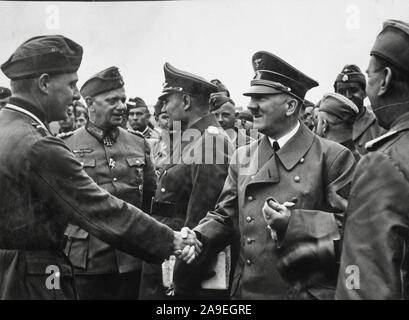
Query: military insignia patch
342 74 349 82
254 58 262 69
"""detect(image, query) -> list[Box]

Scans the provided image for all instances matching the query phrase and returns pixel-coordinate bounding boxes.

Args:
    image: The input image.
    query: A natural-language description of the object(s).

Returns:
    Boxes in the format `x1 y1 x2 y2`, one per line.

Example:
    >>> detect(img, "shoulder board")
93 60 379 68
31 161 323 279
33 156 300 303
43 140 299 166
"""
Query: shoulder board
365 130 399 151
31 122 48 137
127 128 145 138
56 131 74 139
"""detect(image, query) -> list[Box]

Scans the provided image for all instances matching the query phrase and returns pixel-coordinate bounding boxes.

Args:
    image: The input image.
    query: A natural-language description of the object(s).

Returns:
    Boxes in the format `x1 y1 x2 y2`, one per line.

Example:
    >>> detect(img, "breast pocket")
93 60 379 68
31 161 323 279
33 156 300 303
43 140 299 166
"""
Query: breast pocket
63 224 89 270
78 158 98 183
126 156 145 188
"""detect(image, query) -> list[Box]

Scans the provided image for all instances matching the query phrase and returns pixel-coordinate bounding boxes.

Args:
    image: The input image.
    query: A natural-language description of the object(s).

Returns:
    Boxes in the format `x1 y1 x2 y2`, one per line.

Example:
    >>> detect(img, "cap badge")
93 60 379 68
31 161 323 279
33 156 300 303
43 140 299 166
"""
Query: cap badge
342 74 349 82
254 58 262 69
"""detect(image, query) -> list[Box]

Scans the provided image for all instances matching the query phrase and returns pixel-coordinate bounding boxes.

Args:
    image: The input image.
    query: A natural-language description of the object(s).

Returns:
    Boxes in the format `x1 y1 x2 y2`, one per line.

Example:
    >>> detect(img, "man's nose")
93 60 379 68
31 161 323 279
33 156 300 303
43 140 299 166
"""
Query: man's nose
73 86 80 101
247 100 259 114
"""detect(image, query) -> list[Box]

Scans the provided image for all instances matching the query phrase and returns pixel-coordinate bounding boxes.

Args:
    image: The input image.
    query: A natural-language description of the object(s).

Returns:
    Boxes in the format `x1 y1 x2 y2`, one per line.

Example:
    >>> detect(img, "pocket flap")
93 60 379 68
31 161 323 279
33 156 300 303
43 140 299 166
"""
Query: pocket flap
64 224 89 239
81 158 96 168
126 156 145 167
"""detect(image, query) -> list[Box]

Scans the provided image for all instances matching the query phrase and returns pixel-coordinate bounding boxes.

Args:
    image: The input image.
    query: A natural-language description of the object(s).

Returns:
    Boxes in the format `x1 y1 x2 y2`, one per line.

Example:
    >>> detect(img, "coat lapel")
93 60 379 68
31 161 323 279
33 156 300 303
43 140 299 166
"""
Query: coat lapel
275 123 315 170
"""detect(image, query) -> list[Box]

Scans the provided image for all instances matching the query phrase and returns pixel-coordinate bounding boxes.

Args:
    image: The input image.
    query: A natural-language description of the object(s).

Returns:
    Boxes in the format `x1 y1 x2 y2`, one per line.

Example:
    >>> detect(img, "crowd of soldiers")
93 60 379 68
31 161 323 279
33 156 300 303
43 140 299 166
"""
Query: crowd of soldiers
0 18 408 300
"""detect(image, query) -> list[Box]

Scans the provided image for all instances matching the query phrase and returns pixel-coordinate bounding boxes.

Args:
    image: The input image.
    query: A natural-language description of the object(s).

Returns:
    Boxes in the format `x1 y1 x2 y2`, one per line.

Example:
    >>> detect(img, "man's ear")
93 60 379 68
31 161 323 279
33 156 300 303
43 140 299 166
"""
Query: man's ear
38 73 50 94
378 67 393 97
285 98 299 116
85 97 94 111
322 119 328 134
182 94 192 111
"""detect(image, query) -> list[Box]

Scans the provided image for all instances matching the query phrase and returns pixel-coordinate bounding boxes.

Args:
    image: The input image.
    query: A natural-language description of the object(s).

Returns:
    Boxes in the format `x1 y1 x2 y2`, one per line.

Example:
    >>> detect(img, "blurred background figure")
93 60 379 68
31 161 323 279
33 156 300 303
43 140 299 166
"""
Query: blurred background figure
315 92 361 161
300 100 317 131
0 86 11 109
58 103 76 134
210 89 254 148
153 99 168 135
74 100 88 128
334 64 385 155
236 109 254 135
127 97 159 139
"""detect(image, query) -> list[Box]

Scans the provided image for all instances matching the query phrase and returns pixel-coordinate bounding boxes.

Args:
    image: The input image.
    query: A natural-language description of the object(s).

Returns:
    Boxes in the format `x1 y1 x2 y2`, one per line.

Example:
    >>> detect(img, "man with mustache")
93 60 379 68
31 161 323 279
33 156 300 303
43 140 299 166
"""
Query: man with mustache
179 51 357 299
334 64 385 155
0 35 199 300
61 66 157 299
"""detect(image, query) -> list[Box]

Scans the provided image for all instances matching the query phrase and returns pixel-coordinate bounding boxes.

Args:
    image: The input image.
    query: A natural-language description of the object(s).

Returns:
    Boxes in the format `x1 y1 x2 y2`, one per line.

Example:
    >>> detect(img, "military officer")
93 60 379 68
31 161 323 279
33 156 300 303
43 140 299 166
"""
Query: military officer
315 92 361 162
0 86 11 109
336 19 409 299
0 35 199 300
150 99 170 175
184 51 356 300
62 66 157 299
139 62 234 300
334 64 385 155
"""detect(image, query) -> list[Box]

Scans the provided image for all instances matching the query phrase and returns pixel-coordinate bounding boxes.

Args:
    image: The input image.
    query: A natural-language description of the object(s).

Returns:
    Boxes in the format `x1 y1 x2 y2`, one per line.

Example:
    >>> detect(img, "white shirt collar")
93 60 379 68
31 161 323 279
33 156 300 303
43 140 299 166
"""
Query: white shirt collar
268 121 300 149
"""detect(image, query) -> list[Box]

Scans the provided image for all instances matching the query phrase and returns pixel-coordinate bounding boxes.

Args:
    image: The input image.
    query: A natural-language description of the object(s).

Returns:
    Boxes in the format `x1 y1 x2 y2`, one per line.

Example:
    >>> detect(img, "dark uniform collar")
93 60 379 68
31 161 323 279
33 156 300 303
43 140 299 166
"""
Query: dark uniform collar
187 113 220 135
352 106 377 141
389 108 409 132
8 96 49 128
258 123 315 171
86 121 119 147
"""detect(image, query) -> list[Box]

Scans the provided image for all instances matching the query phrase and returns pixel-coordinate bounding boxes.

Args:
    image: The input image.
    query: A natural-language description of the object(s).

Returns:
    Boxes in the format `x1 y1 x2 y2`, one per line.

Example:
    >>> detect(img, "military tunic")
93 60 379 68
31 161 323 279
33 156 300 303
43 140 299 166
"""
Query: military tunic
139 114 233 299
193 123 356 300
336 110 409 299
62 123 157 299
0 98 174 300
352 106 385 155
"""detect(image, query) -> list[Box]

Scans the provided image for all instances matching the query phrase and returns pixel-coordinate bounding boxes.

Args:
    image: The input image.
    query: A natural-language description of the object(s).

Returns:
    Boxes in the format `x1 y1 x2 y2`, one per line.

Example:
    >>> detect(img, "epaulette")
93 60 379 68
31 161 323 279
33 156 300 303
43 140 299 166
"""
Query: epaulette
56 130 74 139
127 128 145 139
365 130 399 151
31 122 48 137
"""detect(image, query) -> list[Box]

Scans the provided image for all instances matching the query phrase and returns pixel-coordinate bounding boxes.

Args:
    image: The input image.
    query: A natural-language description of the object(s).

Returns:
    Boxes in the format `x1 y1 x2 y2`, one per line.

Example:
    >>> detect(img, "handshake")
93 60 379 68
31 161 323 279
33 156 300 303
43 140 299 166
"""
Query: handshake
172 227 202 264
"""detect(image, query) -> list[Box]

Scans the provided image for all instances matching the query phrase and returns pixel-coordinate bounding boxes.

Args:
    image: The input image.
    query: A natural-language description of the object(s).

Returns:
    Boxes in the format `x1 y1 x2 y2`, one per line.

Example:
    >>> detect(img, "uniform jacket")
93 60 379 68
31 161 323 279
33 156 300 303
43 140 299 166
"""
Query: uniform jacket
62 124 157 275
0 98 174 299
193 122 356 300
336 110 409 300
352 107 385 155
140 113 233 299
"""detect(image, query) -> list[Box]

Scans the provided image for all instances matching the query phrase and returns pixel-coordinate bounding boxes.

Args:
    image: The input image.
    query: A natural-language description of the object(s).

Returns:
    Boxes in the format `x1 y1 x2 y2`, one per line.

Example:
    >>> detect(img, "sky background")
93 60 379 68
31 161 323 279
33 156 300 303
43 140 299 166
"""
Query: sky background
0 0 408 109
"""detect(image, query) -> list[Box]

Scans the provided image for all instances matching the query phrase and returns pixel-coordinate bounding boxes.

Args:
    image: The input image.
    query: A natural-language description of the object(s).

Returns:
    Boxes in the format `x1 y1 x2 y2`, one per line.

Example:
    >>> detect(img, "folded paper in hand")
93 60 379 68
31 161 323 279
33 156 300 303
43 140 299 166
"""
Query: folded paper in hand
161 246 231 290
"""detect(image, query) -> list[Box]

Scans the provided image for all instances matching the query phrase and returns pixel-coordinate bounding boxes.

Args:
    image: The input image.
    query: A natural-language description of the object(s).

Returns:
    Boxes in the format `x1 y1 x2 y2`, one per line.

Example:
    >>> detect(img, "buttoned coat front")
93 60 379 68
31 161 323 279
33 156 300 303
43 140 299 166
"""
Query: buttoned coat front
194 123 356 300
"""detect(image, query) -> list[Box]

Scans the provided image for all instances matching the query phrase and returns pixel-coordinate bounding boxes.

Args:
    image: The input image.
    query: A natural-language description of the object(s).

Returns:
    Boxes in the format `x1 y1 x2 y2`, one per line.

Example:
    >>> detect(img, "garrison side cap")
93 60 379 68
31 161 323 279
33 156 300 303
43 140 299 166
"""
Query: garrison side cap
1 35 83 80
243 51 319 101
334 64 366 90
80 66 124 98
319 92 359 124
158 62 218 100
371 19 409 74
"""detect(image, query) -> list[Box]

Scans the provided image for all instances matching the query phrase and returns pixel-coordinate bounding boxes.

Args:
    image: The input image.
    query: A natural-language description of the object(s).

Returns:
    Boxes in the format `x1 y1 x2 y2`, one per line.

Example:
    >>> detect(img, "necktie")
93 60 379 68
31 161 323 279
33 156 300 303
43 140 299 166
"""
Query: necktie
272 141 280 152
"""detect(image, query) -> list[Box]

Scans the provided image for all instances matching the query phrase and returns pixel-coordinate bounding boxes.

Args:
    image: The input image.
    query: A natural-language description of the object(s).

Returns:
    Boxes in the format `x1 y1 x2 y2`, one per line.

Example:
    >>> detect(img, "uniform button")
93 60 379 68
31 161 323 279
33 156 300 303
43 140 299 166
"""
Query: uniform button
294 176 300 183
246 259 252 266
139 185 143 191
247 196 253 201
358 143 363 147
247 238 253 244
251 175 254 179
246 216 252 222
299 157 305 164
161 187 166 192
113 177 117 182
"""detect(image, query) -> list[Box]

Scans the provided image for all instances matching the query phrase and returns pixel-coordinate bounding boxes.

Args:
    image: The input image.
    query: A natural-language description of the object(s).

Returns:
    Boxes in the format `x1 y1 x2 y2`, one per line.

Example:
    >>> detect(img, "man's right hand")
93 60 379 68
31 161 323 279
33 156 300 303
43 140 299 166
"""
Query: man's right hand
173 227 202 264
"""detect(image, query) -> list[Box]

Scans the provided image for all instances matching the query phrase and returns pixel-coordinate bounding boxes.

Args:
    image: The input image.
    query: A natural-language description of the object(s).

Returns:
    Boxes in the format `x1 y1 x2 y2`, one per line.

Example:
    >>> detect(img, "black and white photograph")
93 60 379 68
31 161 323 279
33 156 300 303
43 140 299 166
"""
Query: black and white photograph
0 0 409 308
